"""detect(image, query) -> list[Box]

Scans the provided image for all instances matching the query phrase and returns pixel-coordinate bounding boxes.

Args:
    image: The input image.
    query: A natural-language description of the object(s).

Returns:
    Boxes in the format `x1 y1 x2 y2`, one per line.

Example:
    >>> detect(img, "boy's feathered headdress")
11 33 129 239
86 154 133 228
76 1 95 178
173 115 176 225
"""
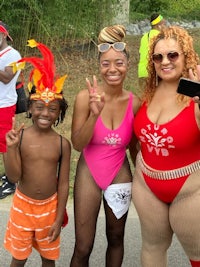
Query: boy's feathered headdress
12 39 67 104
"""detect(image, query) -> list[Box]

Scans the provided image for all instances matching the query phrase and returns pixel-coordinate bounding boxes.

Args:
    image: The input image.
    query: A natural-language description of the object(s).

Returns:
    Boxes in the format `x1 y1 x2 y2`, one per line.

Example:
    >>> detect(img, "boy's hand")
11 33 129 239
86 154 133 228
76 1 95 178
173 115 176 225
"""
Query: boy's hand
48 222 61 243
6 117 24 148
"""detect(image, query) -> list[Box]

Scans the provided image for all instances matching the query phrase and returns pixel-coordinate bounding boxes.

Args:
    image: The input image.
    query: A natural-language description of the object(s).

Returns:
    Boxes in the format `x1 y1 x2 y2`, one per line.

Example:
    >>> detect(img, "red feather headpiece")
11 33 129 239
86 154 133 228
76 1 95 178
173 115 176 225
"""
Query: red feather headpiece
12 39 67 104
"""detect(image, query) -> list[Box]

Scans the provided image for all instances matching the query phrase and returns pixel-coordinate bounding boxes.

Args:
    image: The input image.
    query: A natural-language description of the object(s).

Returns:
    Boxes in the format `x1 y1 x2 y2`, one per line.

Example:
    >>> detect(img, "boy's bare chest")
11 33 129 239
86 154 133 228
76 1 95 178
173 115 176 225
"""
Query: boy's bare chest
21 137 60 162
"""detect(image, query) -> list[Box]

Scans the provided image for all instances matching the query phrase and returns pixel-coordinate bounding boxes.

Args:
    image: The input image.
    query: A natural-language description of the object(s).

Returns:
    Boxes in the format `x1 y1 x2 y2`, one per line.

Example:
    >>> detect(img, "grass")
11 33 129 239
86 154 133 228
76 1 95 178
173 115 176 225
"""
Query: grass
1 29 200 198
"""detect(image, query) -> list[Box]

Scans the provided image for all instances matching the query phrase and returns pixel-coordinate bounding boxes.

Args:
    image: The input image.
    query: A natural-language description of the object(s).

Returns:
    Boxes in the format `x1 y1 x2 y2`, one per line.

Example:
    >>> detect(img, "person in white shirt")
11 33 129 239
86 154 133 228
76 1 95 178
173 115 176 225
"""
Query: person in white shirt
0 21 21 199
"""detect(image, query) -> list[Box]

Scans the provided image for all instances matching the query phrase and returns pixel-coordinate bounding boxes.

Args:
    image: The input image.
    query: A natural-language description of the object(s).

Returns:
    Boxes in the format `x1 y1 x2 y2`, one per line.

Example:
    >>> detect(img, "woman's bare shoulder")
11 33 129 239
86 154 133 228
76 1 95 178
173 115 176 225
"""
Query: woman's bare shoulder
76 88 89 98
132 93 142 114
74 89 89 106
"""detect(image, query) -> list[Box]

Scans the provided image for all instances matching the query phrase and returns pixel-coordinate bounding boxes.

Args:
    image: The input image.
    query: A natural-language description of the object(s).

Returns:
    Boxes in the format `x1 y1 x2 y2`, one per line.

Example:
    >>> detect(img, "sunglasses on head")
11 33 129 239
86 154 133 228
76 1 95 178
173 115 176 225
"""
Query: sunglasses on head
152 51 183 64
98 42 126 53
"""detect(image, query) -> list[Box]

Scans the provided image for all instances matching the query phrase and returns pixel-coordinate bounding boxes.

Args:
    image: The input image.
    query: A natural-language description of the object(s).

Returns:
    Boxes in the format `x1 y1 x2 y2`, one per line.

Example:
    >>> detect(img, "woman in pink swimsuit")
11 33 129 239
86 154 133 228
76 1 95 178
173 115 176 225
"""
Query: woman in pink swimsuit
133 25 200 267
70 25 141 267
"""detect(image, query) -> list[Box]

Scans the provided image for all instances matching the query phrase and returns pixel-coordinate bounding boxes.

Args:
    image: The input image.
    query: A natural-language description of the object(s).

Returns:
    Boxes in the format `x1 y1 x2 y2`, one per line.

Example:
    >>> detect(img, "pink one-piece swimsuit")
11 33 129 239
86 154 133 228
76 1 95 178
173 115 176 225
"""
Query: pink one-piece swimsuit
83 93 134 190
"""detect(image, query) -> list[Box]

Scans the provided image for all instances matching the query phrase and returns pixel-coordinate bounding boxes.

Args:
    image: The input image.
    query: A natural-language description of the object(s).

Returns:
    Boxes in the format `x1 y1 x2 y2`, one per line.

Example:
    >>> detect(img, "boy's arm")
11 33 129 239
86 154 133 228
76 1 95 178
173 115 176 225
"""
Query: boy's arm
4 118 24 183
48 137 71 242
57 137 71 225
4 146 22 183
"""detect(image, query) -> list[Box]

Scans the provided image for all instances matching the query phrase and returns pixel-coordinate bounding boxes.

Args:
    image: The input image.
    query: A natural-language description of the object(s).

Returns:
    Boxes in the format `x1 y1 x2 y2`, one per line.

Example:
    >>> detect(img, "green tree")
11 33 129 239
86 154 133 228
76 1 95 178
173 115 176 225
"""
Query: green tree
130 0 168 15
1 0 119 50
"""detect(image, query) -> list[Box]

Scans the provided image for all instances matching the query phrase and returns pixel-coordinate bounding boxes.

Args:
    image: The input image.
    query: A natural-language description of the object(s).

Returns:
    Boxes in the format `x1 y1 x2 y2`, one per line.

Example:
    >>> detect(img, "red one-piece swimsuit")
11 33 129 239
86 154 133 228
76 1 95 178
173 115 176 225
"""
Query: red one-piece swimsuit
134 101 200 203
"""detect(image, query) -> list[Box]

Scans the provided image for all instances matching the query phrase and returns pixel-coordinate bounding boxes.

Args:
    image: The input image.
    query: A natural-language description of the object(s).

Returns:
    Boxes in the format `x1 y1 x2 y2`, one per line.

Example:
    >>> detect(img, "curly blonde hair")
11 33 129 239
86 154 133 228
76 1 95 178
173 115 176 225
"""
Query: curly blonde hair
142 25 199 104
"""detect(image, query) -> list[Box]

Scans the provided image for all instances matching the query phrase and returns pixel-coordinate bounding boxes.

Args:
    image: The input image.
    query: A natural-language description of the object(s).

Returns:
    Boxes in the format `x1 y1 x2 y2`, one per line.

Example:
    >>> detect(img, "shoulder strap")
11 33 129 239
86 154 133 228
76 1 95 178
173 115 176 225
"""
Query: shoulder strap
59 135 63 162
58 135 63 179
19 128 24 155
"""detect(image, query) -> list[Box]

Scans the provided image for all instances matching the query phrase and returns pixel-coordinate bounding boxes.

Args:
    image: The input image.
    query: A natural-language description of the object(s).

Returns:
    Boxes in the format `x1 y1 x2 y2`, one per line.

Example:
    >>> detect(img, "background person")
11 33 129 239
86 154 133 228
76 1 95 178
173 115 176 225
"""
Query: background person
0 21 21 199
133 25 200 267
138 13 166 90
4 40 71 267
70 25 141 267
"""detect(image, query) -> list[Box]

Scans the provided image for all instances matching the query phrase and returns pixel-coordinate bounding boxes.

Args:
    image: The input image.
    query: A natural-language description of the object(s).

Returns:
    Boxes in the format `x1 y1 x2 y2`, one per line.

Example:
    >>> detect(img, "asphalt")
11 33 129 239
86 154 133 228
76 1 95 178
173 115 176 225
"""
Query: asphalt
0 194 191 267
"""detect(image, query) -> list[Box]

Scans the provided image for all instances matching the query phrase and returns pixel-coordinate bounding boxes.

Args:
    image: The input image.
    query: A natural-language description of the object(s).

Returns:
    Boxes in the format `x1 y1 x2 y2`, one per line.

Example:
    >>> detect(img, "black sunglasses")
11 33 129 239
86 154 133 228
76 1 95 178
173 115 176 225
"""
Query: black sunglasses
152 51 183 64
98 42 126 53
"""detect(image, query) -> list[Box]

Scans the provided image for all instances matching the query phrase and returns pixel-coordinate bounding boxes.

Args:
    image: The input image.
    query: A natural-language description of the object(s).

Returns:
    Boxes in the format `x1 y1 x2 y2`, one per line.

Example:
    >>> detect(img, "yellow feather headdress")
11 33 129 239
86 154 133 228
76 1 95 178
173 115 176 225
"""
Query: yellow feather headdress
12 39 67 104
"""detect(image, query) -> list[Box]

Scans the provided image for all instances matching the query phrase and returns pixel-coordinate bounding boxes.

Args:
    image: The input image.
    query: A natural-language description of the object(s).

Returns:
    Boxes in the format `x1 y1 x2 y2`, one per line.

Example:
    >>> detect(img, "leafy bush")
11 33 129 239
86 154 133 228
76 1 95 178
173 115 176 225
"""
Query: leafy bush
1 0 200 54
1 0 118 52
130 0 200 22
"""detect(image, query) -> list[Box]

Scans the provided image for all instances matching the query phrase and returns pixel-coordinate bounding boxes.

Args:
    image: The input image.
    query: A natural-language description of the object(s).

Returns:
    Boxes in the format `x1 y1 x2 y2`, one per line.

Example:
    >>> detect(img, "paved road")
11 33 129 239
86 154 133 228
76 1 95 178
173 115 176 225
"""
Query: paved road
0 195 190 267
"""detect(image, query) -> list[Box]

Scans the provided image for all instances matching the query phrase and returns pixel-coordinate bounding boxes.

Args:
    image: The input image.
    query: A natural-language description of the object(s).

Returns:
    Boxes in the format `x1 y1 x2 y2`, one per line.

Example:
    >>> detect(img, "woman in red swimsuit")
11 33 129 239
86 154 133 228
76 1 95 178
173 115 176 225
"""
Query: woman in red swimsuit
133 25 200 267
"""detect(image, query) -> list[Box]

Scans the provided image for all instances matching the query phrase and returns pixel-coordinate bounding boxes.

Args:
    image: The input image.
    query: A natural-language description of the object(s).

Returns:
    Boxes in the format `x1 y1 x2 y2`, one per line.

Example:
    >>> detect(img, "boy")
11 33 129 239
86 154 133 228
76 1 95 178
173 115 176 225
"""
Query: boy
4 40 71 267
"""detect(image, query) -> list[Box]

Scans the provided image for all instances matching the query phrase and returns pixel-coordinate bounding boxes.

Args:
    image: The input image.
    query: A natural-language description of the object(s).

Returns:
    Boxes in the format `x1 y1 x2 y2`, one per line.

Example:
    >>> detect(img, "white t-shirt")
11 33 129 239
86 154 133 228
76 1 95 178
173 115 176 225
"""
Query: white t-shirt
0 46 21 108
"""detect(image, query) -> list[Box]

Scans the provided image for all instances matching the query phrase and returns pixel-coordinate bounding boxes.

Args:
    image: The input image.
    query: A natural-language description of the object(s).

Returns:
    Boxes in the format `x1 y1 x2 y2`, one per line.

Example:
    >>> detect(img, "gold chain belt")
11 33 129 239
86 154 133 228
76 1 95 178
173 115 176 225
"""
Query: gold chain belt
138 151 200 180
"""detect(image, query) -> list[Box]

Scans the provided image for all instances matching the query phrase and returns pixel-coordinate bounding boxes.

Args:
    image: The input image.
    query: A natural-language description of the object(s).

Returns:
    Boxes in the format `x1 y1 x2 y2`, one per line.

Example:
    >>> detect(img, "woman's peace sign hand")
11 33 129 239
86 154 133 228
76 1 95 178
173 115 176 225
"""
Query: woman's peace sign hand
6 117 24 148
86 75 105 116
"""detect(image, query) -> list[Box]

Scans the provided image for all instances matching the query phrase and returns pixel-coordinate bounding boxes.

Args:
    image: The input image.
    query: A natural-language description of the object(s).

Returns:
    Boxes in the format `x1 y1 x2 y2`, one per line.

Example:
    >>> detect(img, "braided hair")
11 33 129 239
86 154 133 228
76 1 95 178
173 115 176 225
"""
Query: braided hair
98 24 129 59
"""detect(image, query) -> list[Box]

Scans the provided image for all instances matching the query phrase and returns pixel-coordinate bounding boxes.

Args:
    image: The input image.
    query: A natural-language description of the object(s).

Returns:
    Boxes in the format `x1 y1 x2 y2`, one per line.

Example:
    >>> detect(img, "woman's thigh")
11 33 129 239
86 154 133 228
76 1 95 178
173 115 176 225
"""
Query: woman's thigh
132 166 173 246
73 155 102 244
170 180 200 258
103 196 128 235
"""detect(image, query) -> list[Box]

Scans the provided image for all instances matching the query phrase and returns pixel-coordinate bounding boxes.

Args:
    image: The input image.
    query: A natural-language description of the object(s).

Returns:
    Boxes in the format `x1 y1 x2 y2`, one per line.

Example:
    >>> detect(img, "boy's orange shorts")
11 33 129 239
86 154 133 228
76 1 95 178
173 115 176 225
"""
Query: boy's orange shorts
4 188 60 260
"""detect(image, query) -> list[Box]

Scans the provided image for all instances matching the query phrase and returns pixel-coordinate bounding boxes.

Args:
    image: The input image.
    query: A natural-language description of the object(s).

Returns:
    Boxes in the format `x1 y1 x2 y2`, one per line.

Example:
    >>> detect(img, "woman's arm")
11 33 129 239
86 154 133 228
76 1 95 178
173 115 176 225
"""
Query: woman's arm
133 94 142 115
71 77 105 151
128 133 139 167
71 90 99 151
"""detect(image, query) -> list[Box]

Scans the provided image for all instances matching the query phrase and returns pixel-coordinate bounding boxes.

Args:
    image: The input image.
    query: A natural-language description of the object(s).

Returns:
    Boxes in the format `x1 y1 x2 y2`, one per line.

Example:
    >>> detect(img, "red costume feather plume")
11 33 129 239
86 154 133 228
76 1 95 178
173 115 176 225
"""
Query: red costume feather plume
12 39 67 104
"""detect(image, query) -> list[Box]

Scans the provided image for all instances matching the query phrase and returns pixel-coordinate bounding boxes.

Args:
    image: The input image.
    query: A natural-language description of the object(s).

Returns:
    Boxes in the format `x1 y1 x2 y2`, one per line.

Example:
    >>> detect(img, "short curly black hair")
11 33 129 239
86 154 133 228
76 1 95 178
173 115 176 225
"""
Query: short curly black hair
26 86 68 127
